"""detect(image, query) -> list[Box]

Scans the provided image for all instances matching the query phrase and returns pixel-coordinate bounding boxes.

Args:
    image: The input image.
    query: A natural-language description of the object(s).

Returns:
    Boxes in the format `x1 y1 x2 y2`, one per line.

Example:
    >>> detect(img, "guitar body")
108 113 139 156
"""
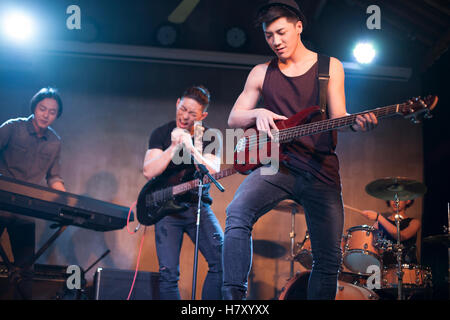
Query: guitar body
136 166 237 226
234 106 324 174
136 171 191 226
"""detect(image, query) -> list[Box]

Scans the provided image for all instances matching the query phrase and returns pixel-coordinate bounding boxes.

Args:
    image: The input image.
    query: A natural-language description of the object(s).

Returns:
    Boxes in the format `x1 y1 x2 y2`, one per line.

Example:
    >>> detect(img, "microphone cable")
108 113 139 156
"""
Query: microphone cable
126 200 147 300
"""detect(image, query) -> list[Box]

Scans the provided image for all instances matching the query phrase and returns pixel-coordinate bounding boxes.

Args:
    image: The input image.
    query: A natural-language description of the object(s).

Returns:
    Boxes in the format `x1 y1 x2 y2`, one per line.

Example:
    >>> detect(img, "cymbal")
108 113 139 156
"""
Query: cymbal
365 177 427 201
272 200 303 214
423 234 450 247
252 239 287 259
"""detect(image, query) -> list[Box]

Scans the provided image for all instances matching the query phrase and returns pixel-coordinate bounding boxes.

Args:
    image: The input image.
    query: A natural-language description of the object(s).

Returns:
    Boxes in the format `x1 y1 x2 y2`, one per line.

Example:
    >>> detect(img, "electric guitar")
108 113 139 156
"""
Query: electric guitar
136 167 236 226
234 95 438 174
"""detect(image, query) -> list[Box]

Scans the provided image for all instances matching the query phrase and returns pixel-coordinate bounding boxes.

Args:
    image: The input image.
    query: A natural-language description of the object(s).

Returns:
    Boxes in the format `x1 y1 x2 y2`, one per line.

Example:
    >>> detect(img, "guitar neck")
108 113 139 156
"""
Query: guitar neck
278 103 403 142
172 167 236 196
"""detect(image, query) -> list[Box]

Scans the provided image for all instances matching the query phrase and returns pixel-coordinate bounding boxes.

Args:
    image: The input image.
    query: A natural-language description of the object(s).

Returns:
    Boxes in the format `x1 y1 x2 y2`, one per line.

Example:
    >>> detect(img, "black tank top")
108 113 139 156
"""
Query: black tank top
261 58 340 186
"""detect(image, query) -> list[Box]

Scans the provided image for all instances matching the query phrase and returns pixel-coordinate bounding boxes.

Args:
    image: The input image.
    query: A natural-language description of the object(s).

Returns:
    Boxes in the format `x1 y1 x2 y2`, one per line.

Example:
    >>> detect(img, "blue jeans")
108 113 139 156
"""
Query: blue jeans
223 166 344 300
155 203 223 300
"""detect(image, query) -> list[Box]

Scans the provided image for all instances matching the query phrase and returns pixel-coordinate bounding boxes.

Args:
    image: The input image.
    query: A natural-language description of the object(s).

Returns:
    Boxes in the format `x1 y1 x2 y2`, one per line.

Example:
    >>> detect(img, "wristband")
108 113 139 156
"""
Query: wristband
350 124 357 132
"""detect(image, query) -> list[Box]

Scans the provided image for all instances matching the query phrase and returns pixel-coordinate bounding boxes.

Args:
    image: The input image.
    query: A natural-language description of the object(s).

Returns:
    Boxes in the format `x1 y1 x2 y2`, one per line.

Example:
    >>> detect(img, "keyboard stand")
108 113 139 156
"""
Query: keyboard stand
0 224 67 299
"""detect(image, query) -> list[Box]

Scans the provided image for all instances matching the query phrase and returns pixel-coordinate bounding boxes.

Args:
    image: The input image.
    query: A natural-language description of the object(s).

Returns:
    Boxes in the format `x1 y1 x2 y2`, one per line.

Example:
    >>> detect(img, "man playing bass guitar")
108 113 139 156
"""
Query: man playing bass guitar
222 0 378 300
142 85 223 300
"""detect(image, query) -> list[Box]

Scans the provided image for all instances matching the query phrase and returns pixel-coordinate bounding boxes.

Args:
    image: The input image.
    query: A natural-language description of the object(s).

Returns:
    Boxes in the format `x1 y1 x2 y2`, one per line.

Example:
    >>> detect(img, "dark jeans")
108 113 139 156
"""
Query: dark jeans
155 203 223 300
223 166 344 300
0 212 35 299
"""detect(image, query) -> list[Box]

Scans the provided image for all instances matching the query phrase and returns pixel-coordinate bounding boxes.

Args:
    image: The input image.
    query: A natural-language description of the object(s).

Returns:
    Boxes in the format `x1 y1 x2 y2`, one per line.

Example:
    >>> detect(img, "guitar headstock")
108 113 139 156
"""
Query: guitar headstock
400 95 438 124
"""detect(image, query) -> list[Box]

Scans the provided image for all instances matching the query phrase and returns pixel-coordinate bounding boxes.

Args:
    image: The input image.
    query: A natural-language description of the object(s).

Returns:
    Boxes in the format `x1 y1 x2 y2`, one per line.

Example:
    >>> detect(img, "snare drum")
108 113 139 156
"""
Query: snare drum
294 232 347 270
382 264 432 288
343 225 382 275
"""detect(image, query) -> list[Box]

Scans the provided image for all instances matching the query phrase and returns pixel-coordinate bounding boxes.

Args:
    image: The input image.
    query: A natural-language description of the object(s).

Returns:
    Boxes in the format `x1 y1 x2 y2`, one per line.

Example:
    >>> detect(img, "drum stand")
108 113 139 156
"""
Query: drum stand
289 203 299 279
393 194 404 300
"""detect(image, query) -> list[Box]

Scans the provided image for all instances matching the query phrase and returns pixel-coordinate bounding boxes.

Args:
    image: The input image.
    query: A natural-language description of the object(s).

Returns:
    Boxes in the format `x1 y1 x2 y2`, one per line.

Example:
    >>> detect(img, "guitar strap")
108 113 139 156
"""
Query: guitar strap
318 54 330 116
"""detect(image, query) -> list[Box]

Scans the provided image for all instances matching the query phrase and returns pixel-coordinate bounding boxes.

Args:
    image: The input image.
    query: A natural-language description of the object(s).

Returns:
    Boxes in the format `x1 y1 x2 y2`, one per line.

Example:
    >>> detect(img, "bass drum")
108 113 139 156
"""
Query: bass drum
279 271 378 300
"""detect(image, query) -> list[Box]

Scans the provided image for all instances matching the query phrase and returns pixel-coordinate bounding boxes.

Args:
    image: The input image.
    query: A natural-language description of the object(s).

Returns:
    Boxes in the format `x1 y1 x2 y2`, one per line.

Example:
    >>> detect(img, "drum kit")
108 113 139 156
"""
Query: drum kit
280 177 436 300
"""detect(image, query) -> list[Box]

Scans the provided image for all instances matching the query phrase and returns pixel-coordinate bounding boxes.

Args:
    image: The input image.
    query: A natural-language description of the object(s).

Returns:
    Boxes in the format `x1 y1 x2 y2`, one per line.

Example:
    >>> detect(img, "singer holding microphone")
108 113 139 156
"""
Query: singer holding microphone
142 85 223 300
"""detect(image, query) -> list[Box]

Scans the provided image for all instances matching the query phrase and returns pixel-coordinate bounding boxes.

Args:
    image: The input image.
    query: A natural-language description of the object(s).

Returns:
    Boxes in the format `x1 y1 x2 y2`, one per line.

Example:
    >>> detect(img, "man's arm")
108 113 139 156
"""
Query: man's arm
47 143 66 191
378 216 421 241
143 128 221 179
143 145 179 180
0 120 13 151
327 57 377 131
363 210 421 241
228 63 287 137
143 125 186 180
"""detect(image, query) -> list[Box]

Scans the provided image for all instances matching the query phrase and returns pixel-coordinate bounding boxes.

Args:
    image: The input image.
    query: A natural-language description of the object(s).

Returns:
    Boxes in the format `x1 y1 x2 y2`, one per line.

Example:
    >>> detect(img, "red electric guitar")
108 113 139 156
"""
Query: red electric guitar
233 96 438 174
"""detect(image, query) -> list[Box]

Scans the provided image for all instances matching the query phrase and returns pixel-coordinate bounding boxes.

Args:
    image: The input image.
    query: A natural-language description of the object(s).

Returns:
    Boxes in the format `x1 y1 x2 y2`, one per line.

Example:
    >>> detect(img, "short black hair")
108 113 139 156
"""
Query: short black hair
255 4 300 28
181 85 211 111
30 87 63 118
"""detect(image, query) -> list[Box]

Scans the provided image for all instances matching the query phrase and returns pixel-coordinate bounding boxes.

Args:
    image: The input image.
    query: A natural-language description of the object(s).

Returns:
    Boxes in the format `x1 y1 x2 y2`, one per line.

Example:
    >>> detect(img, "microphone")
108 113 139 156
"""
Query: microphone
193 121 203 164
193 121 203 155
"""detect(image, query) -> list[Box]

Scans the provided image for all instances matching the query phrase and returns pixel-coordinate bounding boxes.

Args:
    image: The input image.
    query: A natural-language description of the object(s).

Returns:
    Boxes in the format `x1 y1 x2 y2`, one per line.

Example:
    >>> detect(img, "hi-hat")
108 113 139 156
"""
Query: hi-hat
272 199 303 214
365 177 427 201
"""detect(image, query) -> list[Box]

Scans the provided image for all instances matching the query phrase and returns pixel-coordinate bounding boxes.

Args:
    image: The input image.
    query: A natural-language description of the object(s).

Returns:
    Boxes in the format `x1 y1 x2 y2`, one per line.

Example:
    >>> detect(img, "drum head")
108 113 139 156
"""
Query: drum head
344 252 381 275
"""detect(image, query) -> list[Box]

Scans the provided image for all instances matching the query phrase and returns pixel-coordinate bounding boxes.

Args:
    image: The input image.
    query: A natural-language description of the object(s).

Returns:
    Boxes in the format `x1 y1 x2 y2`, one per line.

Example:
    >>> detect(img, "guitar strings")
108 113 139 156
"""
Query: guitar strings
242 105 401 149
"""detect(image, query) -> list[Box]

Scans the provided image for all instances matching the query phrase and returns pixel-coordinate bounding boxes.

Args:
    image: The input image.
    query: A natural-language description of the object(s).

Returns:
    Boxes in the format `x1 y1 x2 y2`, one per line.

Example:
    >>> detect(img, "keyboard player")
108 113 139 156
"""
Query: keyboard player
0 87 66 298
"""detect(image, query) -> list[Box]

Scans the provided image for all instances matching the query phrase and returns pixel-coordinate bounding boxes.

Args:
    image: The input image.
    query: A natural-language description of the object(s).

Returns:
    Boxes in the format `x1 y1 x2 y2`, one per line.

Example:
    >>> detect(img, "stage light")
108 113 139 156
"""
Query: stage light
1 11 35 43
226 27 247 48
353 42 376 64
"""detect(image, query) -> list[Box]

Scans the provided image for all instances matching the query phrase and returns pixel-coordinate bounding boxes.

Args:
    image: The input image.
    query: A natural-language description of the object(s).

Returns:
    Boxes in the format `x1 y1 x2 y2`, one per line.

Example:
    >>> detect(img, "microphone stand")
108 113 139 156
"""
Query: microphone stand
393 194 404 300
191 161 225 300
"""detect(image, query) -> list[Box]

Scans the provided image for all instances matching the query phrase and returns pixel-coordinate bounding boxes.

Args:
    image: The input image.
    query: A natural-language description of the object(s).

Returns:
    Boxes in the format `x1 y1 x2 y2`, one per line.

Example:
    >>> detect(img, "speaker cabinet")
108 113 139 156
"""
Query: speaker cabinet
94 268 160 300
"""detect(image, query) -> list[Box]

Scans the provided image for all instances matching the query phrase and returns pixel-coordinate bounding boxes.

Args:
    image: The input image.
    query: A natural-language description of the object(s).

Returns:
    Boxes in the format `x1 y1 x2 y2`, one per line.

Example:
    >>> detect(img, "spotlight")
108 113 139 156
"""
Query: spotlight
226 27 247 48
353 42 376 64
1 11 35 43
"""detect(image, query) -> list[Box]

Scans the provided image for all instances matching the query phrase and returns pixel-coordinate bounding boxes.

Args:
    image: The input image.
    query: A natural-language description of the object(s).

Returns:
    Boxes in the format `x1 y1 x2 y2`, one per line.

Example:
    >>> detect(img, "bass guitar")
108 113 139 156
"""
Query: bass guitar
234 95 438 174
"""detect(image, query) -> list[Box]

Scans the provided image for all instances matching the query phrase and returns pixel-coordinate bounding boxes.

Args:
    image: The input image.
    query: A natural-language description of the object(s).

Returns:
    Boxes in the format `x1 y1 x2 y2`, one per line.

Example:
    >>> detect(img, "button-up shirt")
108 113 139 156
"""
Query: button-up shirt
0 115 64 187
